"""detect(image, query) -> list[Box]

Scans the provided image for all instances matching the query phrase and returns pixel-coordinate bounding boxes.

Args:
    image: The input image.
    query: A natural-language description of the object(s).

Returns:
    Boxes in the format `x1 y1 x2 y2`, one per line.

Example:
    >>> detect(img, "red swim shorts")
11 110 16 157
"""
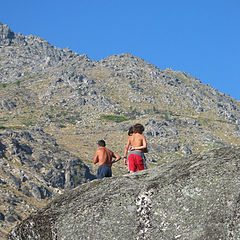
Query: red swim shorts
128 154 146 172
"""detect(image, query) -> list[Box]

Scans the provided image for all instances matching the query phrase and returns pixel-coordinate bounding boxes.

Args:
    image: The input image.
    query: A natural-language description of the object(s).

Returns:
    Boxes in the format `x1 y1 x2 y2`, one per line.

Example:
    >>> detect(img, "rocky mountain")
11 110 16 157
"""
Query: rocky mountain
8 146 240 240
1 23 239 163
1 22 240 237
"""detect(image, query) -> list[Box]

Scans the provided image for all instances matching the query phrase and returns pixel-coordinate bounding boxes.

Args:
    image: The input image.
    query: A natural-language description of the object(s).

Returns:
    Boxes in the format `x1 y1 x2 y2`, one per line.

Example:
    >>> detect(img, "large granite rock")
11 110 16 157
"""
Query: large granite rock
8 146 240 239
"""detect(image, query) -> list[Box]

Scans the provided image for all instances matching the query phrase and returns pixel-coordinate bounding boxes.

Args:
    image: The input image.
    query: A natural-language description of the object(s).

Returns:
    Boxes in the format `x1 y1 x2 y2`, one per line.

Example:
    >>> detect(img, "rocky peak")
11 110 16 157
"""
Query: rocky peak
0 22 15 46
98 52 152 69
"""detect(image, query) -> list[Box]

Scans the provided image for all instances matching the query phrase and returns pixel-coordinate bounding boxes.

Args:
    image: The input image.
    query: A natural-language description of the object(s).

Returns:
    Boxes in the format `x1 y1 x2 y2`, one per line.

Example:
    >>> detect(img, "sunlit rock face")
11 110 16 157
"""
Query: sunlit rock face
8 146 240 240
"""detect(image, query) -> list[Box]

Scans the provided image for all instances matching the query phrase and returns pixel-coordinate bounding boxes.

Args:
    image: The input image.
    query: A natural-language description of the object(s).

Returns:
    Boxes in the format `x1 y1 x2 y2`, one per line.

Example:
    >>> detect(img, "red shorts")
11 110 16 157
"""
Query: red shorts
128 153 146 172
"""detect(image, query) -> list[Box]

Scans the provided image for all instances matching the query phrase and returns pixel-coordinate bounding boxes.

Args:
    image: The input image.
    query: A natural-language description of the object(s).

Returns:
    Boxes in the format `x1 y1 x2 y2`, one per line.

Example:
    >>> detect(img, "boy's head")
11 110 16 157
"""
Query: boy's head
128 126 134 136
133 123 144 134
97 139 106 147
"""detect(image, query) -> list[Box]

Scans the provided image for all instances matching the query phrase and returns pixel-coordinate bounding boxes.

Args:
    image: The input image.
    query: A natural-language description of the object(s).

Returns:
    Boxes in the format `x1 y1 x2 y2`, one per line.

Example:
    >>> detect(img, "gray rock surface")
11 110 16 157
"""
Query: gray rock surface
8 146 240 240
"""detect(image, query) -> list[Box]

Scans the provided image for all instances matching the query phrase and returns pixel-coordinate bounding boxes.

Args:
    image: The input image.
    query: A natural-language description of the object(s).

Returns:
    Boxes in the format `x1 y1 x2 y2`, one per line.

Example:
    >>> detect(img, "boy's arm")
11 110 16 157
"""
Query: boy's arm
124 138 131 165
124 138 131 157
93 151 99 164
112 152 121 163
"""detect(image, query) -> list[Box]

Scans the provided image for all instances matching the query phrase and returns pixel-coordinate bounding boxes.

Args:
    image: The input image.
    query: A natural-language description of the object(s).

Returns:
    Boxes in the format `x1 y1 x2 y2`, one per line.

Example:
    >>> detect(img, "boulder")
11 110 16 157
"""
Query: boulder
8 146 240 240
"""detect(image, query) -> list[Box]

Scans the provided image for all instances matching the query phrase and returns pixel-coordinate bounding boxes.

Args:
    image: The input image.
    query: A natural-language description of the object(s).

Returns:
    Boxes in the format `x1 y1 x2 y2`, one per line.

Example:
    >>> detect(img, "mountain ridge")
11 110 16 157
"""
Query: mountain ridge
1 21 240 166
1 22 240 238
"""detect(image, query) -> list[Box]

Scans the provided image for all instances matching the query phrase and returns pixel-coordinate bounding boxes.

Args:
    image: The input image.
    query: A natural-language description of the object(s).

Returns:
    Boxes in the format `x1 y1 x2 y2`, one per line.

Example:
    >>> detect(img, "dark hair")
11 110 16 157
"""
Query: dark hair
133 123 144 134
128 126 134 136
98 140 106 147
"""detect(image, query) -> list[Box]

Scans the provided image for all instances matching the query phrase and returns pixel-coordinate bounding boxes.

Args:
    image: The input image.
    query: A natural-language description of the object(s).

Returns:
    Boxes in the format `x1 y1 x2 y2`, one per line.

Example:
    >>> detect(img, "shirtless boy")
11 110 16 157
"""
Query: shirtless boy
93 140 121 179
124 123 147 173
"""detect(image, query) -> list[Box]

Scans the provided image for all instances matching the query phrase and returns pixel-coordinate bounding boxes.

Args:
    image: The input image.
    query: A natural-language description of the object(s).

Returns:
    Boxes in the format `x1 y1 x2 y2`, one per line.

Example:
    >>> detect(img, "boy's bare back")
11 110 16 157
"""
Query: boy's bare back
94 146 121 167
124 133 147 155
129 133 146 151
94 147 113 167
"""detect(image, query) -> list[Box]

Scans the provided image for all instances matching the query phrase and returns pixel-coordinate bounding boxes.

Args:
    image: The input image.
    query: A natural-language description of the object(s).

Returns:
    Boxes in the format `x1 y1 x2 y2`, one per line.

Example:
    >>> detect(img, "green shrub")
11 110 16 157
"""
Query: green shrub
163 113 169 121
58 124 66 128
24 120 33 127
0 80 24 89
99 114 129 123
153 106 160 113
73 175 81 186
77 88 82 95
13 80 24 87
129 80 135 86
0 83 7 88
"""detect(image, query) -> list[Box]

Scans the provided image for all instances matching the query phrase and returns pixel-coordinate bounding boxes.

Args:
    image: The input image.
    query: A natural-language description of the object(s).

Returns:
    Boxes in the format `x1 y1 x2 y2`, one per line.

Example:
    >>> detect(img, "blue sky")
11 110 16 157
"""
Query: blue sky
2 0 240 99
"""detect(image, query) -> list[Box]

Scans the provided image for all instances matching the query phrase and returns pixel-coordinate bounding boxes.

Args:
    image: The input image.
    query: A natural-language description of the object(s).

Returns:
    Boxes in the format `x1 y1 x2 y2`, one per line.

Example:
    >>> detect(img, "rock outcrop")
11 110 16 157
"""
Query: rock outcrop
8 146 240 240
0 128 95 238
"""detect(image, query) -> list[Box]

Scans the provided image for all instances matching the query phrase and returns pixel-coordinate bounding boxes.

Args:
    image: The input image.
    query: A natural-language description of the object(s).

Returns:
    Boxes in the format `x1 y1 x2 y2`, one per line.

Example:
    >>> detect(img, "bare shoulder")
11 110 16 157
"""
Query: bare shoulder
137 133 145 140
128 135 133 142
95 149 101 154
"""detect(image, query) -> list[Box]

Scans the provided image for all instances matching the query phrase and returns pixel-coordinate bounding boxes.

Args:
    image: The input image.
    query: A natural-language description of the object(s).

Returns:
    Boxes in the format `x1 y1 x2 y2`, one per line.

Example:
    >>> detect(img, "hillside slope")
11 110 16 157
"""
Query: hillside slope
1 22 240 237
1 22 240 170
